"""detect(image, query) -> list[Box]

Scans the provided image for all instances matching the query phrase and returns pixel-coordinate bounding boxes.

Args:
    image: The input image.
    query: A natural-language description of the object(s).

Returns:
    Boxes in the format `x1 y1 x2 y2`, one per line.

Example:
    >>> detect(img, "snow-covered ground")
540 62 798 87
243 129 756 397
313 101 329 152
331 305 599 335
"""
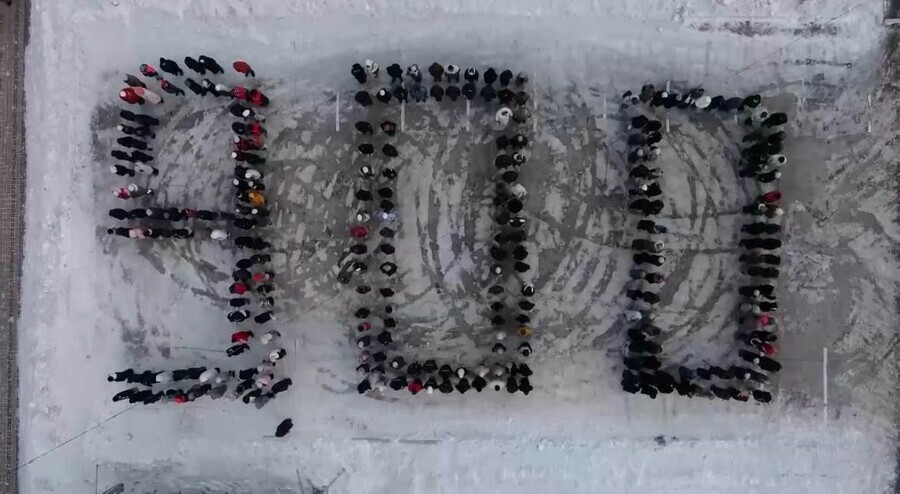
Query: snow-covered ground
18 0 900 492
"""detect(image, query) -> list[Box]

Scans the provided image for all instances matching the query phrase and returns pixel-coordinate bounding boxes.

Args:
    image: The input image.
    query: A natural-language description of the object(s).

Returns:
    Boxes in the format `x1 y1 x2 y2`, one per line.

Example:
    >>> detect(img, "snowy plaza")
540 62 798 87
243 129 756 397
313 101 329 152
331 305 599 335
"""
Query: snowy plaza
6 0 900 492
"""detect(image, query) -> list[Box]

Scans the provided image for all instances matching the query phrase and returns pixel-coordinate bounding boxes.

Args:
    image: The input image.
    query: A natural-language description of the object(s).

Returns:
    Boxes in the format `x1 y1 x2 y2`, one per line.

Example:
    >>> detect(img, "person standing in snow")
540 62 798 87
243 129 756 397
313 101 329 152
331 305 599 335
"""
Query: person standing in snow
428 62 444 82
227 343 250 357
119 88 144 105
110 165 135 177
406 64 422 83
495 107 512 128
384 62 402 83
351 63 367 84
365 59 379 78
133 87 163 105
116 136 151 151
139 63 162 80
184 56 205 75
160 79 186 96
119 110 159 127
117 123 155 139
233 60 255 77
198 55 224 74
159 57 183 76
123 74 146 88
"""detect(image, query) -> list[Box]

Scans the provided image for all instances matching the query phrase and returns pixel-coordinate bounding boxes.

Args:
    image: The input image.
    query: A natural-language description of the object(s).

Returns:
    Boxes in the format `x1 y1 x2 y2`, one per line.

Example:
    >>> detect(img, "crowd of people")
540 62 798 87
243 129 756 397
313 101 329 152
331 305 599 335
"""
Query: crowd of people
107 363 292 406
345 62 535 395
351 61 530 106
619 83 784 403
106 57 295 408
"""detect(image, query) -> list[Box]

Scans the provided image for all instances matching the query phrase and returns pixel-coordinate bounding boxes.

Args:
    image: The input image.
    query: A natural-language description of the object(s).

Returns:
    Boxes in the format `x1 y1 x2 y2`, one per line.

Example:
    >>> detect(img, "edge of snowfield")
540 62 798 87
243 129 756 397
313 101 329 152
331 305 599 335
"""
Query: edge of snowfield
19 0 899 493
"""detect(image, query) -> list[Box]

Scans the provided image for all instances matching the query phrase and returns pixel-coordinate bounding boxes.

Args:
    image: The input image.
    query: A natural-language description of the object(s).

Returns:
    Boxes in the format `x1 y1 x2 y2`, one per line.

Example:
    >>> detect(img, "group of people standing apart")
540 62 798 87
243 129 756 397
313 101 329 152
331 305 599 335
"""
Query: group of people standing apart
619 84 783 403
484 70 536 381
351 60 530 108
344 61 535 395
106 57 294 408
107 362 291 407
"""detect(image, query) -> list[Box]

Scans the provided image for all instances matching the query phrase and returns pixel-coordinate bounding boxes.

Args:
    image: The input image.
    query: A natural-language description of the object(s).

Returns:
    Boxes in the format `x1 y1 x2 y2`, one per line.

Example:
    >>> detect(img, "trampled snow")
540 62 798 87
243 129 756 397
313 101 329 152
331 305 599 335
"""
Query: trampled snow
18 0 899 492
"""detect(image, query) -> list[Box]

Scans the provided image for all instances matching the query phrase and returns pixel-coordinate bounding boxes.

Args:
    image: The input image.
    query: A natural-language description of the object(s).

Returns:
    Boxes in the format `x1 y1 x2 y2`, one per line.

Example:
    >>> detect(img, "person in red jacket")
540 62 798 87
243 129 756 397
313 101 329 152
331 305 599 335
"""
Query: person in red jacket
230 282 249 295
232 85 250 101
247 121 266 136
250 89 269 107
233 60 256 77
349 224 368 239
231 330 254 343
119 87 144 105
760 190 781 204
139 63 162 80
233 136 264 152
408 379 423 395
160 79 185 96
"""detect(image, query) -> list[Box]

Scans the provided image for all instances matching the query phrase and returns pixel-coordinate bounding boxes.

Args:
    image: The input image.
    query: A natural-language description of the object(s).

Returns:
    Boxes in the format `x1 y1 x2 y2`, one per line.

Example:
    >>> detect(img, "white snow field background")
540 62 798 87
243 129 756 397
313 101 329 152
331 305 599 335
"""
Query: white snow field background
18 0 900 492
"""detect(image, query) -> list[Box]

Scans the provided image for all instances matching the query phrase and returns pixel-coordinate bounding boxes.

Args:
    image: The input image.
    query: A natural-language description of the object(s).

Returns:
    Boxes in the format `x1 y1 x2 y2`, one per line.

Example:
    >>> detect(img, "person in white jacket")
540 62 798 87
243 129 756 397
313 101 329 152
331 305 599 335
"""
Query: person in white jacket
199 368 219 383
260 330 281 345
495 107 512 128
133 86 163 105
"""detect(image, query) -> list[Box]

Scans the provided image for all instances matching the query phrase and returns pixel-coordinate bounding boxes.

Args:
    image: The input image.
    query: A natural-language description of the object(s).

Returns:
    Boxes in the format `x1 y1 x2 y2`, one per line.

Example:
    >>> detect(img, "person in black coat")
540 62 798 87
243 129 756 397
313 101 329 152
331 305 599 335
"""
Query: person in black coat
762 112 788 127
480 85 496 102
184 56 205 74
130 150 153 163
636 219 667 234
483 68 498 85
462 82 476 100
392 86 408 103
739 238 782 250
640 382 658 398
741 222 781 235
740 253 781 265
386 63 403 83
353 121 374 135
430 85 444 102
355 90 372 107
756 356 782 372
185 78 206 96
120 110 159 127
375 88 392 104
446 85 461 101
745 266 779 278
351 63 367 83
159 57 183 76
198 55 223 74
117 136 151 150
752 389 772 403
757 170 782 183
382 144 398 157
428 62 444 82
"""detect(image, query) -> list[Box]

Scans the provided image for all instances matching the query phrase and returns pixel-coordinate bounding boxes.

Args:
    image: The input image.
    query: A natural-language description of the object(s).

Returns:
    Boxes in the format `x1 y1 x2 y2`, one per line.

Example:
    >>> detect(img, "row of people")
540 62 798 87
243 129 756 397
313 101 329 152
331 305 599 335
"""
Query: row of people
621 104 669 395
486 127 535 360
347 99 401 394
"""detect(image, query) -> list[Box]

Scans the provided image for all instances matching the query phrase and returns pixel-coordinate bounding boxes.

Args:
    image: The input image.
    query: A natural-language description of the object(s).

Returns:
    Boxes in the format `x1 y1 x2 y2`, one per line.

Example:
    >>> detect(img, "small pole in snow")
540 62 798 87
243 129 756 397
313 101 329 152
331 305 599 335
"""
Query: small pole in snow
401 101 406 132
867 93 872 107
602 95 607 119
335 93 340 132
822 347 829 424
665 80 671 93
532 81 538 133
665 118 670 133
94 464 99 494
465 100 471 131
867 121 872 134
799 79 804 110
